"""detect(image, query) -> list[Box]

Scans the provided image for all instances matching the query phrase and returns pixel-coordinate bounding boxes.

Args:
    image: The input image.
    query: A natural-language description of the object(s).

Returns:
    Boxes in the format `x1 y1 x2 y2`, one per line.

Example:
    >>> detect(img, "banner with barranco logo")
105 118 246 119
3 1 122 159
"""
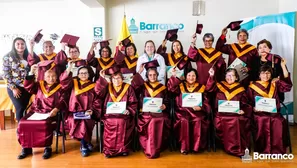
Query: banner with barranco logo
241 11 295 123
241 148 294 163
128 18 184 34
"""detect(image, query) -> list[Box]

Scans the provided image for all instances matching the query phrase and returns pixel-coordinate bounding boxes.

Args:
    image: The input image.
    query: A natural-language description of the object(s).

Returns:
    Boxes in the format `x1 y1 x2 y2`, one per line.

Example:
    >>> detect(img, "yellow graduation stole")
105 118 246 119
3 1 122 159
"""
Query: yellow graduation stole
39 81 61 98
230 43 256 57
39 53 57 61
198 48 222 63
144 82 166 97
124 56 137 69
167 53 185 66
216 82 245 100
179 82 205 93
73 79 95 95
98 57 115 70
249 81 275 98
108 83 130 102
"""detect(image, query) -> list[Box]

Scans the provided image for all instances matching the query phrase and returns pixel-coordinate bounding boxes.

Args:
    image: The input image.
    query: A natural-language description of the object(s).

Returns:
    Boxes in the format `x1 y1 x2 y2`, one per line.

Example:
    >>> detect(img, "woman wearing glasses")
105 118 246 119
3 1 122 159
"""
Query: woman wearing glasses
95 66 138 158
60 63 101 157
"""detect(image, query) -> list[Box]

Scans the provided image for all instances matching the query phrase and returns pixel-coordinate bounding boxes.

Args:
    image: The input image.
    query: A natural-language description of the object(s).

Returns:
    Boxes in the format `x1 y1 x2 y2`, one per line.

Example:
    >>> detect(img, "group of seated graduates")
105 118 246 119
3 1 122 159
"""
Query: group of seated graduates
5 22 291 160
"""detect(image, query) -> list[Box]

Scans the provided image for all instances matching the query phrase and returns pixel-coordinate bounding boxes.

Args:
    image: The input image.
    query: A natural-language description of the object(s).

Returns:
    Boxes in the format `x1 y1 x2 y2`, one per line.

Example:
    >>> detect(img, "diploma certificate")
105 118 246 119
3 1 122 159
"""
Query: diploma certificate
218 100 240 113
255 96 277 113
142 97 163 113
182 93 202 107
106 101 127 114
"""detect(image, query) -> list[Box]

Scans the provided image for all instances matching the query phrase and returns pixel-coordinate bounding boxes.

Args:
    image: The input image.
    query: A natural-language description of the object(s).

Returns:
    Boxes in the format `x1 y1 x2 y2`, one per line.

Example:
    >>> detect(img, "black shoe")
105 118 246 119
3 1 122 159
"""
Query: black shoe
80 147 89 157
17 148 32 159
105 154 111 158
87 143 94 152
42 148 52 159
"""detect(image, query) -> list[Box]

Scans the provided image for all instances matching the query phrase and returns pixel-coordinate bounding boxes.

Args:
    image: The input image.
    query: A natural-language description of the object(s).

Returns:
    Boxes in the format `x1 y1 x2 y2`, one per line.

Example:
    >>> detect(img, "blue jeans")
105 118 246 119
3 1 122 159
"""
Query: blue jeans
7 87 31 122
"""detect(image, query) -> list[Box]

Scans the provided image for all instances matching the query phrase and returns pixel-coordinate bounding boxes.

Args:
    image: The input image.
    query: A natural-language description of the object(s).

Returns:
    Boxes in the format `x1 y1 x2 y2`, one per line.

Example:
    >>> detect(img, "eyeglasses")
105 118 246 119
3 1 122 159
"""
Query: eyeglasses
102 50 109 53
69 51 78 53
78 72 88 75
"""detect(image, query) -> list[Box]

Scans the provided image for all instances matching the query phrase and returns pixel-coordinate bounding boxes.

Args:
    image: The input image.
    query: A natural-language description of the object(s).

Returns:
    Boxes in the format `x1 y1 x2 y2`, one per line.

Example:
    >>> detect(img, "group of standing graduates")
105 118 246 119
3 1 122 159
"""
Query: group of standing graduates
2 21 292 160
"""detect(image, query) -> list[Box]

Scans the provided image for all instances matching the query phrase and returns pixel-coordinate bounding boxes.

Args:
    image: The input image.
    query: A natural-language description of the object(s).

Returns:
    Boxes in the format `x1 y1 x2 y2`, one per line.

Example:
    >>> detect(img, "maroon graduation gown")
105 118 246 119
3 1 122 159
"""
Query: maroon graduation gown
215 36 258 87
167 76 211 152
207 78 252 156
188 46 226 85
27 51 68 80
87 51 115 80
18 78 65 148
157 45 191 77
114 48 138 74
95 77 138 156
247 75 292 154
135 80 170 158
60 72 101 142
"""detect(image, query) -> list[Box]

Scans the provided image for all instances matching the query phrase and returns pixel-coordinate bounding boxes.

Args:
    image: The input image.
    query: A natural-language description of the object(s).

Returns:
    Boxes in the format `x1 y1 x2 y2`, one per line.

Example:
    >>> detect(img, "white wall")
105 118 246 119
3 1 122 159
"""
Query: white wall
106 0 279 54
0 0 104 59
279 0 297 13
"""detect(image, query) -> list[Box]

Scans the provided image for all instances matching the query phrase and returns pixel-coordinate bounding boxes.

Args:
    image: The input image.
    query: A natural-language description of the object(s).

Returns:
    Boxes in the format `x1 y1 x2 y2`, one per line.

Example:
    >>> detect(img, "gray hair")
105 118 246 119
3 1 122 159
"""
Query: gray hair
203 33 214 42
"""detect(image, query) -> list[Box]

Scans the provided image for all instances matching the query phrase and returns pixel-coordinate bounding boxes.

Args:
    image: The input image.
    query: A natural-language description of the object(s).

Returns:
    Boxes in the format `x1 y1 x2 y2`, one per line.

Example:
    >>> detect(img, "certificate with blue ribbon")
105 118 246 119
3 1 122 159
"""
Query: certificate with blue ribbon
182 93 202 107
255 96 277 113
218 100 240 113
106 101 127 114
142 97 163 113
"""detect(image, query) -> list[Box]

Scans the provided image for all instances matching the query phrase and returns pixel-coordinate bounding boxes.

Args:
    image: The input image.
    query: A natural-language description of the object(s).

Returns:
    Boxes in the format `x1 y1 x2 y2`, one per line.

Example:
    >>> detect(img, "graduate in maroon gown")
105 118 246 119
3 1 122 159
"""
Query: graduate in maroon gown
114 36 138 74
66 46 88 77
157 29 191 80
216 23 258 87
247 63 292 154
87 40 115 80
114 37 139 88
17 64 66 160
27 40 68 80
60 64 101 157
133 61 170 159
206 68 252 157
167 68 211 154
94 66 138 158
188 33 226 84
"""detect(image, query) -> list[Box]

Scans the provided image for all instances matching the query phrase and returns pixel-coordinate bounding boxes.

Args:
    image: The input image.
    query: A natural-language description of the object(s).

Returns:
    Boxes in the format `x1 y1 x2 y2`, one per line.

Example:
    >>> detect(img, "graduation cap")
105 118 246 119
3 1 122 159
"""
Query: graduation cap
60 34 80 48
121 36 132 47
144 60 159 70
105 66 121 75
196 24 203 34
73 59 87 67
33 29 43 43
165 29 178 42
38 60 55 71
37 60 56 80
100 39 112 48
227 20 243 31
175 56 189 70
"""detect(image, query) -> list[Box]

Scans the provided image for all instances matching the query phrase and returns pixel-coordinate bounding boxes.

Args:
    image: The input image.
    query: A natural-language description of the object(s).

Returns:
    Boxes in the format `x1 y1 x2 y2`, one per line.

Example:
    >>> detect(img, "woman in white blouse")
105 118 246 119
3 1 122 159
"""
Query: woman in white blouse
136 40 166 85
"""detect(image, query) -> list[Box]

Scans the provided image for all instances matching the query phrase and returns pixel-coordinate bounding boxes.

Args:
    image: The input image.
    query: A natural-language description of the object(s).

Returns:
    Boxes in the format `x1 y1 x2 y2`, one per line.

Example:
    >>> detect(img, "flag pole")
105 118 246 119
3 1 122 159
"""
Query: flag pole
124 4 126 17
